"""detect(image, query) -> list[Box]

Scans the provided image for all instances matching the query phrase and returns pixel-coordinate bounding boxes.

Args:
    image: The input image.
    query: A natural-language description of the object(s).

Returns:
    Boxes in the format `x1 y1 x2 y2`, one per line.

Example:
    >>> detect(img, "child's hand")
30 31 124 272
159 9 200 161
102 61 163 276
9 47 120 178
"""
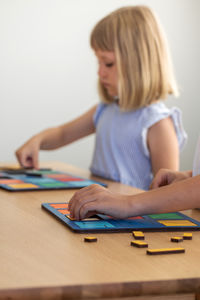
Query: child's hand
68 184 130 220
15 137 40 169
150 168 192 189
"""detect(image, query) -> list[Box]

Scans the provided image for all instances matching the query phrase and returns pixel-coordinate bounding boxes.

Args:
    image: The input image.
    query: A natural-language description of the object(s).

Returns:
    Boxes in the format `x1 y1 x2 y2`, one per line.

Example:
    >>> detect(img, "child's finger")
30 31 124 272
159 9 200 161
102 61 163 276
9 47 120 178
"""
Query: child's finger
32 153 39 169
21 153 32 168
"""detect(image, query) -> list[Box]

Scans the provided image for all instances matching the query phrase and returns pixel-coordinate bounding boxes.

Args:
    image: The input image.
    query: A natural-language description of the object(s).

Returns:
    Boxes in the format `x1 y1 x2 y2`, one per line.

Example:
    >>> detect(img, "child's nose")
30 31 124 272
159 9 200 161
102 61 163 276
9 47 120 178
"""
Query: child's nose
98 65 107 79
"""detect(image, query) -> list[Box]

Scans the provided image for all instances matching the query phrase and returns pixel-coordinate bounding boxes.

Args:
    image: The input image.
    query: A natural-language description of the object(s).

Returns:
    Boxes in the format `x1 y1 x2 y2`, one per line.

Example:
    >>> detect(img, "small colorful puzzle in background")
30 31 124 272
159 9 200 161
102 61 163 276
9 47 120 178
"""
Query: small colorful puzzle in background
42 202 200 233
0 168 106 191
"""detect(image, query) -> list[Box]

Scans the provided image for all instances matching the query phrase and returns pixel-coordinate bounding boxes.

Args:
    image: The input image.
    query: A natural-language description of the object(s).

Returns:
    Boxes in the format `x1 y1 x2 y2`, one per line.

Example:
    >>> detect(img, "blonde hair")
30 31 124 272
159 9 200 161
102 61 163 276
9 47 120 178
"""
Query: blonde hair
90 6 179 111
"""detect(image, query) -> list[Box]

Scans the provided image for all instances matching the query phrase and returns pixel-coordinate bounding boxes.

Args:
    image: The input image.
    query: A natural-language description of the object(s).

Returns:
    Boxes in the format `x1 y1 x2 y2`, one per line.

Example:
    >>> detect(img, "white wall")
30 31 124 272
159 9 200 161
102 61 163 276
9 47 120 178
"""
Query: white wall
1 0 199 171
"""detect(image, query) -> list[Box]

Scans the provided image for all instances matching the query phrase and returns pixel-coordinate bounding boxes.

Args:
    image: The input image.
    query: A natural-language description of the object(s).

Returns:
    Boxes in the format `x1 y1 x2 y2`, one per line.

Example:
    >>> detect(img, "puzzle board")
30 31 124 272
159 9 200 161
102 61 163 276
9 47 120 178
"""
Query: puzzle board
42 202 200 233
0 168 106 191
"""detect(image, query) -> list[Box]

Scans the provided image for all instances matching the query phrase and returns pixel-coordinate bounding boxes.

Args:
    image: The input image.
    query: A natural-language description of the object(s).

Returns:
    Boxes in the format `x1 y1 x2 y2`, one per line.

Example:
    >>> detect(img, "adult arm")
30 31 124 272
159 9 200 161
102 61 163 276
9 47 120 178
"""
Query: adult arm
68 174 200 220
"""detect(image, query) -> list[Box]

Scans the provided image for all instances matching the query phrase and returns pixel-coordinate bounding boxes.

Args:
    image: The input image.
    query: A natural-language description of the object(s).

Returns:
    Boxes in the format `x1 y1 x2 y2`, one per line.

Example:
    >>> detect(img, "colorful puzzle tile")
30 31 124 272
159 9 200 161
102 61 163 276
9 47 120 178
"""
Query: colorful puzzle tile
34 170 58 174
0 179 23 184
58 209 70 215
7 183 39 189
66 215 76 221
50 203 69 209
46 174 74 178
68 180 97 187
38 182 71 188
74 220 115 229
148 213 184 220
24 177 55 184
58 177 84 182
127 216 143 220
158 220 197 227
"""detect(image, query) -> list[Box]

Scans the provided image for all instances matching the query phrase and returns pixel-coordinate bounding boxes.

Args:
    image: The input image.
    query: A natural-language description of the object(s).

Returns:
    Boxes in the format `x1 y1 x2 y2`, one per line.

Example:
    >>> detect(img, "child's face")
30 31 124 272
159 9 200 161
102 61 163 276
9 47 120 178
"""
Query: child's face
95 50 118 97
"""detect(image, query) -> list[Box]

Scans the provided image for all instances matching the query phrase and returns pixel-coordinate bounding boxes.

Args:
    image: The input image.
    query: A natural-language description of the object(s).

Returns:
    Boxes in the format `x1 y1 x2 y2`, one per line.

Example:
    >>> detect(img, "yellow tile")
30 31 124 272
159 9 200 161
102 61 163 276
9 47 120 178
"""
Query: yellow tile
66 215 76 221
8 183 38 189
158 220 197 227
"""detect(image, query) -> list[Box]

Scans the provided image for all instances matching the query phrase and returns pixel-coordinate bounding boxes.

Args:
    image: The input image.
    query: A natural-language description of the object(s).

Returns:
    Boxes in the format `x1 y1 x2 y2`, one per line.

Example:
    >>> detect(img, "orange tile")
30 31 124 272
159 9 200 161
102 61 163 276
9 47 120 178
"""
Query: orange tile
50 203 69 209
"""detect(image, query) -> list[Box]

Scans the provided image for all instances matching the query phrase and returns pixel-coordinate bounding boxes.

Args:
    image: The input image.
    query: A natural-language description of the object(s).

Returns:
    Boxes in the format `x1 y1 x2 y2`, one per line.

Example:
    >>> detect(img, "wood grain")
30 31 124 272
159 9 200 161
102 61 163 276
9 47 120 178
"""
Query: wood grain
1 161 200 299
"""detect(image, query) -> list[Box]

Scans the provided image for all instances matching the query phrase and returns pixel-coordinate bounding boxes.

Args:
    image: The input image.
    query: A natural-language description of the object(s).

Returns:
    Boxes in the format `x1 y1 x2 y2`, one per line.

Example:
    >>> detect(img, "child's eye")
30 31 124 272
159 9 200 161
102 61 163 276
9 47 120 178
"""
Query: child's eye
105 62 114 68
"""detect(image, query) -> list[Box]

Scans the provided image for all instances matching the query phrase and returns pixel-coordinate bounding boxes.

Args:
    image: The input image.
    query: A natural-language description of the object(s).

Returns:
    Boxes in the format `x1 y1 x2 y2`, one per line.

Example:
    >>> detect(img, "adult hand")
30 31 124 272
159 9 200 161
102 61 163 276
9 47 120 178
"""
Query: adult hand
150 168 192 189
68 184 129 220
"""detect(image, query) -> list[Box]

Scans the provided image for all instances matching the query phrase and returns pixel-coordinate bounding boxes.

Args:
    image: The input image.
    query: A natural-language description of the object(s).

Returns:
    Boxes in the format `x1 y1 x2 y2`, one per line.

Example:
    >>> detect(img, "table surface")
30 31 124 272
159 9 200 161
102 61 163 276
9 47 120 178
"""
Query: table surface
1 161 200 299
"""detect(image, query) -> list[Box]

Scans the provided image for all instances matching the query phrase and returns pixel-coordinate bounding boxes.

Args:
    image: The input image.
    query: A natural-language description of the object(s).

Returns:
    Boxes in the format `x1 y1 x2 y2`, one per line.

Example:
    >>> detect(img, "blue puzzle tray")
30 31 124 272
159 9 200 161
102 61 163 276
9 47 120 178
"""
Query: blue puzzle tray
42 202 200 233
0 168 106 191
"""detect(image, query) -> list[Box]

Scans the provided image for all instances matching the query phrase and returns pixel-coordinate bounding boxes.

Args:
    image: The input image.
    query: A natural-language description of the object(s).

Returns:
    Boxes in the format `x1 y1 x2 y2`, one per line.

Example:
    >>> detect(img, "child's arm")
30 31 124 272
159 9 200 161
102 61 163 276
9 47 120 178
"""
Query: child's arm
15 105 97 168
147 116 179 176
68 174 200 220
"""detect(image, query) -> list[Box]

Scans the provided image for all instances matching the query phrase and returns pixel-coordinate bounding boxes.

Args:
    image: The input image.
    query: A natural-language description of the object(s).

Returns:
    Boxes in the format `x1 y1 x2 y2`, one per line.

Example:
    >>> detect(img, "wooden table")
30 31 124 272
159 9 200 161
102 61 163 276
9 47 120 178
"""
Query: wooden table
1 161 200 300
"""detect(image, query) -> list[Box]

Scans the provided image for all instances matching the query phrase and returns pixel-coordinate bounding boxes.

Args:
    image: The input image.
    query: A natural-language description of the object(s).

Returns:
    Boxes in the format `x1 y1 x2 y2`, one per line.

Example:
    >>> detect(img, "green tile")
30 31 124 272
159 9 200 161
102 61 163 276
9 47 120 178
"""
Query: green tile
148 213 184 220
39 182 70 188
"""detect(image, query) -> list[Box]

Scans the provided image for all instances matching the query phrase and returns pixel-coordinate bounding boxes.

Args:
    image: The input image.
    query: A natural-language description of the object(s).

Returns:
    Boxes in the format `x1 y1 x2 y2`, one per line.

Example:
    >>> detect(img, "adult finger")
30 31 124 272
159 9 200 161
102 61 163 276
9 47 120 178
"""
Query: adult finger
150 169 168 189
79 200 103 220
68 184 102 211
71 189 100 220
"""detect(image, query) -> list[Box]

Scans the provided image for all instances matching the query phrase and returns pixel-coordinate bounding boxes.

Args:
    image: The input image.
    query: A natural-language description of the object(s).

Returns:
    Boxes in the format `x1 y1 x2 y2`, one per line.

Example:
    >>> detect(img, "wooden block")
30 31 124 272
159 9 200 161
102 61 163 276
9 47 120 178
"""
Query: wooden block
147 247 185 255
84 237 98 243
130 240 148 248
171 236 183 243
183 233 193 240
132 231 145 240
66 215 76 221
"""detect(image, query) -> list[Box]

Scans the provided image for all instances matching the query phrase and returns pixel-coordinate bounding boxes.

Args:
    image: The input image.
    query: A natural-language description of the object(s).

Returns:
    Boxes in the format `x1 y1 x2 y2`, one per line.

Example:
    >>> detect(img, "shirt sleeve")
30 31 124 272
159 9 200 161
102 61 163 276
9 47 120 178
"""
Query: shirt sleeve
141 104 188 158
93 103 107 127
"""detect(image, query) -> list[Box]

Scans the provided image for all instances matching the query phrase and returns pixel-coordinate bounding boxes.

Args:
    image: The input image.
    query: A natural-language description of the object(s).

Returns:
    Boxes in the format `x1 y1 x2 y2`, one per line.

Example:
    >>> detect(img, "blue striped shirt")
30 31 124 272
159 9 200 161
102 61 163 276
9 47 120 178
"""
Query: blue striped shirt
90 102 187 190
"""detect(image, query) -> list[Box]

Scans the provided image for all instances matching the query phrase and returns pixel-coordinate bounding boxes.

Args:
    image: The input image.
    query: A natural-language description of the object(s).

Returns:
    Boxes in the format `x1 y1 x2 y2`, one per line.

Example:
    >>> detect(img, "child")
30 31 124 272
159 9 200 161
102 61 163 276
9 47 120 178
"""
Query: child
15 5 187 190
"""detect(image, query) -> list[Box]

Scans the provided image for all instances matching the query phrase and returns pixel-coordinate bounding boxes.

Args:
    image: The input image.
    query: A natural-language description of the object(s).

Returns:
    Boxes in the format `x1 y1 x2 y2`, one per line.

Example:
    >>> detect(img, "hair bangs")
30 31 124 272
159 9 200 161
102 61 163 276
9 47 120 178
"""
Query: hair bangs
90 18 114 51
